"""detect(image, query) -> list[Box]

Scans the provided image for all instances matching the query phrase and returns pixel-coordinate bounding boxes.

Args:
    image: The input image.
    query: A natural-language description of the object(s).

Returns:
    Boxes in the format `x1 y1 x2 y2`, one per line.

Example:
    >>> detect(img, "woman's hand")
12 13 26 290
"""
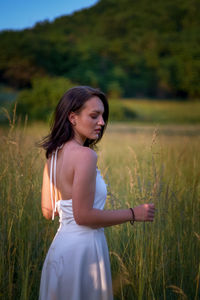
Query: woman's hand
133 203 155 222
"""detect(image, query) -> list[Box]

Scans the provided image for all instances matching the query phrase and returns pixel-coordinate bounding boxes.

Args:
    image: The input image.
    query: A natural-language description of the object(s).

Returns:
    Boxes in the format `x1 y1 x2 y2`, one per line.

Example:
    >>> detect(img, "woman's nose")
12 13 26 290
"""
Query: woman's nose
98 116 105 126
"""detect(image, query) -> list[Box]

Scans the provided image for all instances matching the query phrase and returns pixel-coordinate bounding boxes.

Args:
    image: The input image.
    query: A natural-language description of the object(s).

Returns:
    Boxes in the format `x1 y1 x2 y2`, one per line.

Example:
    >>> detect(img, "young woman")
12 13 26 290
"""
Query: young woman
39 86 155 300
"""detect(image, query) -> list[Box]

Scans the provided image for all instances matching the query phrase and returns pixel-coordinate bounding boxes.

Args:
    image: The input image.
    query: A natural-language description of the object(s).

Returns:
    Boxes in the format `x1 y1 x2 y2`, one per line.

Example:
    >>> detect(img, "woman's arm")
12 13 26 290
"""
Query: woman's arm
41 162 52 220
41 161 59 220
72 148 155 227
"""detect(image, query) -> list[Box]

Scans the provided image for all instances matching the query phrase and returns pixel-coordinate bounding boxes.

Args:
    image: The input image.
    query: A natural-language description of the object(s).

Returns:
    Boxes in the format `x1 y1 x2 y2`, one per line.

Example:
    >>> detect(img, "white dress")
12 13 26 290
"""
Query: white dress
39 148 113 300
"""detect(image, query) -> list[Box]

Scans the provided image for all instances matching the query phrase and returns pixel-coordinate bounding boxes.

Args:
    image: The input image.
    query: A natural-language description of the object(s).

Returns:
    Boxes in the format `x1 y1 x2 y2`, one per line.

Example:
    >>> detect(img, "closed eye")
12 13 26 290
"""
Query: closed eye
90 115 98 119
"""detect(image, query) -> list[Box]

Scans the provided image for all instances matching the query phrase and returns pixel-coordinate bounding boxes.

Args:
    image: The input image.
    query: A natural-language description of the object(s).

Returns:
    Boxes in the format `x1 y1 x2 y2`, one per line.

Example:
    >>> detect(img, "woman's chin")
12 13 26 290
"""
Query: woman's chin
88 133 99 140
94 133 100 139
85 132 100 141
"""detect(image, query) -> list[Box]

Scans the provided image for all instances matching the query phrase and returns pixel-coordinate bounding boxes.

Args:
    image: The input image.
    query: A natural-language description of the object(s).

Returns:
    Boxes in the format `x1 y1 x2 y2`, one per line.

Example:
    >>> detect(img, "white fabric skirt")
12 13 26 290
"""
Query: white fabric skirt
39 224 113 300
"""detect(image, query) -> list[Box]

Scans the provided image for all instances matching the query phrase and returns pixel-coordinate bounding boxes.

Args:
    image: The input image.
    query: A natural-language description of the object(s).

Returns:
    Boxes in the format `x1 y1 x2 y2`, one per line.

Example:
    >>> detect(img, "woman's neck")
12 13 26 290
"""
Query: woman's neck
72 134 85 146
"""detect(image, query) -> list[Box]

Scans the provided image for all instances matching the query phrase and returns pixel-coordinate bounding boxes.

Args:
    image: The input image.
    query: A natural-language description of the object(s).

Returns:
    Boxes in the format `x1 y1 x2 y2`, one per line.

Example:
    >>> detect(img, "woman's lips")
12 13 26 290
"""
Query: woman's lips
95 129 101 133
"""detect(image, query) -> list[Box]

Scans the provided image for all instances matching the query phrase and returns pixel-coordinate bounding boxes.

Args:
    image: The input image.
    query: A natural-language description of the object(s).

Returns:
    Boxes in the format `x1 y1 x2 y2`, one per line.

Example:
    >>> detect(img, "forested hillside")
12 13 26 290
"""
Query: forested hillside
0 0 199 98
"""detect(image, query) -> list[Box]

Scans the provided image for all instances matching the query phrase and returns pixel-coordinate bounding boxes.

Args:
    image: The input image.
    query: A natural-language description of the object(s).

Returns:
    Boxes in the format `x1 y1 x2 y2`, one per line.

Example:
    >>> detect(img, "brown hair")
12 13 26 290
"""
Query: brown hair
39 86 109 158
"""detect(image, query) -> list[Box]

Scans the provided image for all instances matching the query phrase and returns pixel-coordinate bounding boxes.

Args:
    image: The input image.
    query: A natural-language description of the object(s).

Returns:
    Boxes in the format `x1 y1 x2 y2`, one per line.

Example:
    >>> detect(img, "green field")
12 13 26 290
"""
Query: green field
0 120 200 299
1 86 200 124
109 99 200 124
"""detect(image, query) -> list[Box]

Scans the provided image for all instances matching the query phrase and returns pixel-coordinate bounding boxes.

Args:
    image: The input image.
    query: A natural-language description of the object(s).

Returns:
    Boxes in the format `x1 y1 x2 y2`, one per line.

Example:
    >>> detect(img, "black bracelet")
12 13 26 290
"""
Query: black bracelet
129 208 135 225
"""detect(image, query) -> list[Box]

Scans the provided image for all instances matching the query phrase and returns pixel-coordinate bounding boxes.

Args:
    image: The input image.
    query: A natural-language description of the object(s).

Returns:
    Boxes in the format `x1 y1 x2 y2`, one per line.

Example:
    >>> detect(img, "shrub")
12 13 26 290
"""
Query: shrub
16 76 75 121
109 100 137 122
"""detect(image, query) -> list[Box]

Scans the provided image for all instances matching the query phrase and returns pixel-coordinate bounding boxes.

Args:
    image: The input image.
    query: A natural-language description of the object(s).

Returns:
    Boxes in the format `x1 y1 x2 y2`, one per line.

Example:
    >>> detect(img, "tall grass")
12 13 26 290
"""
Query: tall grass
0 112 56 299
0 115 199 299
100 128 200 299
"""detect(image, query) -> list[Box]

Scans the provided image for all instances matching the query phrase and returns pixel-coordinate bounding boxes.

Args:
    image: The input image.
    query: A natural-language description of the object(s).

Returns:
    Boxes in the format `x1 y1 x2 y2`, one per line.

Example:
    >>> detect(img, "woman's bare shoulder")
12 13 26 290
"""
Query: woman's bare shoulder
77 146 97 159
64 145 97 170
44 156 51 173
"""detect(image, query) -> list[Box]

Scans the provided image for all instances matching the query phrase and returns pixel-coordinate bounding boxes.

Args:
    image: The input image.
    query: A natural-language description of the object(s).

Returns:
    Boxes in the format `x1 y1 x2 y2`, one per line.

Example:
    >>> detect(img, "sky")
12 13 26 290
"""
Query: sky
0 0 99 31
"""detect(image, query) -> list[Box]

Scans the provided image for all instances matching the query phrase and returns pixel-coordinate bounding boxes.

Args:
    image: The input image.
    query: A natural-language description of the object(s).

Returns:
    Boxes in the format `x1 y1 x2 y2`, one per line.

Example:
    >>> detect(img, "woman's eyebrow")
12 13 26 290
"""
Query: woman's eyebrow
91 109 104 113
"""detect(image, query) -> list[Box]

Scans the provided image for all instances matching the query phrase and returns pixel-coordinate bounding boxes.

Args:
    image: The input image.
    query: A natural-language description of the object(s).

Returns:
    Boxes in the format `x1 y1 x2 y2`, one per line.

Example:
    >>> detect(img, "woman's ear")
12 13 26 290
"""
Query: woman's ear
68 112 77 126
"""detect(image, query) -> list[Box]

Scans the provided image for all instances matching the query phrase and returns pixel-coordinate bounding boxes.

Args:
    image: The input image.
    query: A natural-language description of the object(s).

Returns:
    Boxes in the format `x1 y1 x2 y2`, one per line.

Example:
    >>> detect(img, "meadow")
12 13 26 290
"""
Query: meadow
0 114 200 299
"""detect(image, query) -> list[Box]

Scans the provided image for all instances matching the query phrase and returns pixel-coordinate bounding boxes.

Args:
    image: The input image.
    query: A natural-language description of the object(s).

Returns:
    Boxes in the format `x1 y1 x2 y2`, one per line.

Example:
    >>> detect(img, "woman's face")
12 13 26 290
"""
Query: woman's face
71 96 105 144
